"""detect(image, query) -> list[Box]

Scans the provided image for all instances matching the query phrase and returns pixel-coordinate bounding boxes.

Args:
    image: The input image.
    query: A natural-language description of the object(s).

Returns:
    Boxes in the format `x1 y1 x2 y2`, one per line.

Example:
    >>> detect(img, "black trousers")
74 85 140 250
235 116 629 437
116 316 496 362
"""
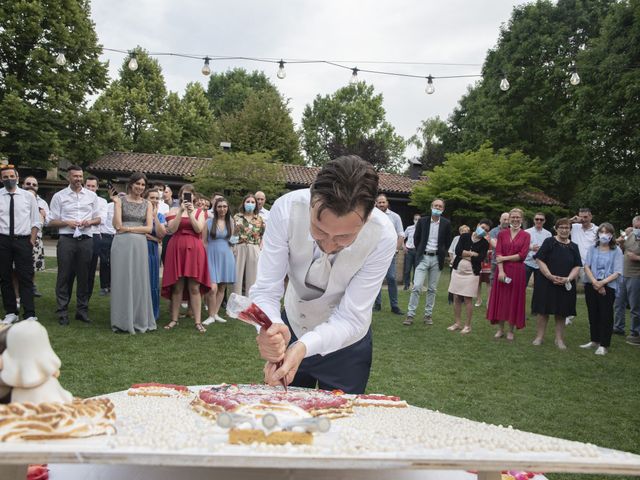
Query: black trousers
87 234 102 299
584 283 615 348
98 234 113 289
56 235 93 319
0 235 35 318
403 248 416 288
282 310 372 394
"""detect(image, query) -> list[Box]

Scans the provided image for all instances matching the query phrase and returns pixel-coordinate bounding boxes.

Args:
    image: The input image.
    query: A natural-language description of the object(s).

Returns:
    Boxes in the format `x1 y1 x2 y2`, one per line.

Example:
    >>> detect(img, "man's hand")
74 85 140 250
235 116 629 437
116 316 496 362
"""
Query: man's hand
66 220 80 229
257 324 292 362
263 342 307 387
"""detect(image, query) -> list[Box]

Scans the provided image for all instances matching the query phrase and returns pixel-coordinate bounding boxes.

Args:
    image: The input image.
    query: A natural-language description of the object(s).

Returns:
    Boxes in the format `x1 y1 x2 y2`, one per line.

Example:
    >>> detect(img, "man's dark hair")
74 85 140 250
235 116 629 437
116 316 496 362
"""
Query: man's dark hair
310 155 378 221
85 175 99 183
67 164 83 173
478 218 493 229
153 182 166 191
579 208 592 215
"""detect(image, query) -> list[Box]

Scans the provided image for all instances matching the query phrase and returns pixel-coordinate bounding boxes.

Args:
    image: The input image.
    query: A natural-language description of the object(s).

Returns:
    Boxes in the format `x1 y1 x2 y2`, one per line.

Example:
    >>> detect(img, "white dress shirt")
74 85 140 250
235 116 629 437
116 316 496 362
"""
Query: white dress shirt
158 200 170 215
404 224 417 249
426 218 440 252
259 207 270 222
47 186 100 236
90 196 108 236
250 189 396 357
381 208 404 237
524 226 552 268
571 223 599 263
99 201 116 235
0 187 42 236
36 195 49 217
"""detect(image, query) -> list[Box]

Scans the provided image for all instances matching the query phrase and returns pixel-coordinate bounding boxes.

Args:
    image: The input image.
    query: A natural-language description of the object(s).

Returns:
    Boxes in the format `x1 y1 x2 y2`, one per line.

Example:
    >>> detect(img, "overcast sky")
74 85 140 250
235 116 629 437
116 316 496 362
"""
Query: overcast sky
90 0 530 154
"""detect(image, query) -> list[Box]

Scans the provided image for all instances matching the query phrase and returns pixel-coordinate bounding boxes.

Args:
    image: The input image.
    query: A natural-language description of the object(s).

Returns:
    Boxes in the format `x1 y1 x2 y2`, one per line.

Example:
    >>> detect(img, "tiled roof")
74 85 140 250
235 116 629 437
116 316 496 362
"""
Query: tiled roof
90 152 422 194
518 190 563 206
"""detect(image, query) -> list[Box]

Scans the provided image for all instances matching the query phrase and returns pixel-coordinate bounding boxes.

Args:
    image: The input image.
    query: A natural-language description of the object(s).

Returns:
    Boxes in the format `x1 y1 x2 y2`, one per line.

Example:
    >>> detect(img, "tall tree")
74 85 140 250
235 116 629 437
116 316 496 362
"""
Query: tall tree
219 89 301 164
445 0 615 200
206 68 276 117
0 0 107 167
410 143 554 226
300 82 405 171
192 151 286 209
90 48 168 153
407 116 449 172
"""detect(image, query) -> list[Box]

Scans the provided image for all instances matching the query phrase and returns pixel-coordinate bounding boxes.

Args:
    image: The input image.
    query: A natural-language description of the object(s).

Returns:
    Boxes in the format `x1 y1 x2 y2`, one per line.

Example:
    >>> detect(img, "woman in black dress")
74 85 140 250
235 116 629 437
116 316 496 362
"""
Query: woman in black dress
531 218 582 349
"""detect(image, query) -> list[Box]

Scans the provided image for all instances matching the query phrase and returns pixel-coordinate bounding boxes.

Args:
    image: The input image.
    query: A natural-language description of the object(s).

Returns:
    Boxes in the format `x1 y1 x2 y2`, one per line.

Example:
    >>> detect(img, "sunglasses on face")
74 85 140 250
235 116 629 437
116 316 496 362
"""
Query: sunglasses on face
24 182 37 187
534 218 544 222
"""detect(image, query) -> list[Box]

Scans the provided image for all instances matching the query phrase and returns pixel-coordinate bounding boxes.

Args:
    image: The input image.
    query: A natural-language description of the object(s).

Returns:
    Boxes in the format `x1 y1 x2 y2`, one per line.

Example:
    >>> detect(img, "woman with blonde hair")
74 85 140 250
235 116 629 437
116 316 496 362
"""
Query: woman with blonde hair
161 184 211 333
486 208 531 341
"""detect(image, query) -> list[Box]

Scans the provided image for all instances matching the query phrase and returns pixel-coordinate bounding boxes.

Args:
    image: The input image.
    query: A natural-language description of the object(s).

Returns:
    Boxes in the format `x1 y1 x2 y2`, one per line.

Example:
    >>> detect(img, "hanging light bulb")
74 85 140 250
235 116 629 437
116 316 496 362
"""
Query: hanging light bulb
499 76 510 91
349 67 359 85
425 75 435 95
201 57 211 76
277 60 286 80
128 52 138 71
569 70 580 86
55 53 66 66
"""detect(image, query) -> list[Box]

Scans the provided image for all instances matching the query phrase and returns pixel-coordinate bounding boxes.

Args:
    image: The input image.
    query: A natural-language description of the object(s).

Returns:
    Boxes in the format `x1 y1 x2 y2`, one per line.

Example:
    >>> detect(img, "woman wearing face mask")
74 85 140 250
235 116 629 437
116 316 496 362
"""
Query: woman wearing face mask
144 188 167 321
531 218 582 349
447 220 491 334
580 222 623 355
232 193 265 296
487 208 531 341
162 184 211 333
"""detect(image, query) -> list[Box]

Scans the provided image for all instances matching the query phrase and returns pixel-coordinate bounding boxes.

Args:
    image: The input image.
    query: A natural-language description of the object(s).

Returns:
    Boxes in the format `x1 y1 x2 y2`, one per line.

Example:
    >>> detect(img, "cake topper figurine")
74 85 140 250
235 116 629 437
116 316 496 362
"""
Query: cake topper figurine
0 320 73 404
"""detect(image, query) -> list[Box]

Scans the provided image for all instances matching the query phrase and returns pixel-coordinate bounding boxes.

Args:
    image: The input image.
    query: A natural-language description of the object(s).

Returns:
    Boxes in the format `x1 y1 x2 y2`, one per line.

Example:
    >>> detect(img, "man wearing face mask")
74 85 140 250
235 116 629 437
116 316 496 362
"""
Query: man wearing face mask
0 165 41 325
402 213 421 290
250 156 396 393
404 199 452 326
621 216 640 346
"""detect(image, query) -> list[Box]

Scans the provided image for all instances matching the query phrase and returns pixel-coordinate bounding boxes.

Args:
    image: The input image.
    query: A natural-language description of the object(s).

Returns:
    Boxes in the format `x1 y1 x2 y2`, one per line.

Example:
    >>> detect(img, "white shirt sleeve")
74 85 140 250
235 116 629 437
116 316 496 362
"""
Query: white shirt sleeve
46 192 61 224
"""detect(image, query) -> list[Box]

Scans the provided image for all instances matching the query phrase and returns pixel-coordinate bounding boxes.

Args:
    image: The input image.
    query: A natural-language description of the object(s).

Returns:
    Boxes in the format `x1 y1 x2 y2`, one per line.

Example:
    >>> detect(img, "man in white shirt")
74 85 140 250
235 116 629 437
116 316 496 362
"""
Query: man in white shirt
47 165 101 325
373 194 404 315
402 213 421 289
22 176 48 297
524 212 552 287
0 165 41 324
155 183 170 215
567 208 599 325
98 200 116 295
255 191 270 222
84 176 109 300
250 156 396 393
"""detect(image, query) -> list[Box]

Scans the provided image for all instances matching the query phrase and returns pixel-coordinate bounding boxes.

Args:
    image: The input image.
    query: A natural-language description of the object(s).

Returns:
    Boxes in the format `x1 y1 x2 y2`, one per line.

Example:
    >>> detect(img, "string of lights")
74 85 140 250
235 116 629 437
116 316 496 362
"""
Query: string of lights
51 46 587 94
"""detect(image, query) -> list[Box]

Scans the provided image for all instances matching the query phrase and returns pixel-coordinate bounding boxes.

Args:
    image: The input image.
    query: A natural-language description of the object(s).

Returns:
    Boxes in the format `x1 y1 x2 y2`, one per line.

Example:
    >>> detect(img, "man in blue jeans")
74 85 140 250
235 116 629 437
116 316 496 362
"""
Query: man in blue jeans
404 199 451 326
373 194 405 315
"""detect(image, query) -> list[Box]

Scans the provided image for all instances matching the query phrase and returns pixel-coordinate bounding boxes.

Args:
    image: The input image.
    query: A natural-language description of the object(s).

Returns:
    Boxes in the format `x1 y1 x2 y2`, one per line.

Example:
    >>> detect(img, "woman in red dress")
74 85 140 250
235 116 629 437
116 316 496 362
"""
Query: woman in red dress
486 208 531 340
161 184 211 333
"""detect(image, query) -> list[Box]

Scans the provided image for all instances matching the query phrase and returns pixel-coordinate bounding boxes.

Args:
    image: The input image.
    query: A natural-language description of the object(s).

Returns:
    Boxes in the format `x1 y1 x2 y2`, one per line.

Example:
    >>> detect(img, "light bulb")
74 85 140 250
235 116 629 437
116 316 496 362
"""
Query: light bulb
500 77 510 91
55 53 66 66
277 60 286 80
425 75 435 95
201 57 211 76
349 68 359 85
128 56 138 71
570 71 580 86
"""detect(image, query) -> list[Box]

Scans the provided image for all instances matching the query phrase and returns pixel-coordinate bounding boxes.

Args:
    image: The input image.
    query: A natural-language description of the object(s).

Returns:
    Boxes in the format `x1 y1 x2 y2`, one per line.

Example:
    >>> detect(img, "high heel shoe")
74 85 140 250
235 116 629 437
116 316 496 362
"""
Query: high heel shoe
164 320 179 330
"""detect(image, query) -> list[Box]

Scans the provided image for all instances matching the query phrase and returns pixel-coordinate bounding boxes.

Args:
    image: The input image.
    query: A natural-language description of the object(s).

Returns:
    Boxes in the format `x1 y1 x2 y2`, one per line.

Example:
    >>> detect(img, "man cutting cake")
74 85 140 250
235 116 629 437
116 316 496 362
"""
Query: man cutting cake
250 155 397 394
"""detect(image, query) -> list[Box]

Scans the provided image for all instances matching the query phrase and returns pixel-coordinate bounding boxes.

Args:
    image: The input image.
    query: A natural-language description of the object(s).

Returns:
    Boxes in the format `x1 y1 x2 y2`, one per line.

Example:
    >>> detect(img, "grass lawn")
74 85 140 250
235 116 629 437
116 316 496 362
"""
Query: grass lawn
27 258 640 480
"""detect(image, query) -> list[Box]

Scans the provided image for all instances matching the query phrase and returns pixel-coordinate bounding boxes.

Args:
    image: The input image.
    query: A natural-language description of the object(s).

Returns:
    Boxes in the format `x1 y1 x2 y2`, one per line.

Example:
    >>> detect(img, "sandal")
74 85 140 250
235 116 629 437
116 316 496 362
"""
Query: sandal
460 326 472 334
195 323 206 334
506 332 515 342
447 323 462 331
494 330 505 339
164 320 179 330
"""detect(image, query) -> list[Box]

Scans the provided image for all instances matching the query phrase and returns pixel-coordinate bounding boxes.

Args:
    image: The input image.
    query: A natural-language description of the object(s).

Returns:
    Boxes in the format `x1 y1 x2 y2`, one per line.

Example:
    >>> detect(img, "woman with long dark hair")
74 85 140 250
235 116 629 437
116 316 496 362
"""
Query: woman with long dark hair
232 193 265 295
161 184 211 333
580 222 623 355
203 197 236 325
110 172 155 333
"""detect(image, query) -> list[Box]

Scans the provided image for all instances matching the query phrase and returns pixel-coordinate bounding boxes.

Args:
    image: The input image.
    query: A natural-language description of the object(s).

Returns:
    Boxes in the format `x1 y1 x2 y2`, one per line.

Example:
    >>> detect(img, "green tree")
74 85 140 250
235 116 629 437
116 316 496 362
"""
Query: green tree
445 0 615 200
192 152 286 209
407 116 449 172
300 82 405 171
219 89 301 164
206 68 276 117
90 48 167 153
0 0 107 167
410 143 551 226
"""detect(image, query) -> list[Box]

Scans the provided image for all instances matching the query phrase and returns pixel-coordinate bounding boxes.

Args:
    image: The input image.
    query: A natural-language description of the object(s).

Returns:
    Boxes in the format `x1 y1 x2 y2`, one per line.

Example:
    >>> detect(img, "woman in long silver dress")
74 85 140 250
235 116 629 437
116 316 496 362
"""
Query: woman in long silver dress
110 172 155 334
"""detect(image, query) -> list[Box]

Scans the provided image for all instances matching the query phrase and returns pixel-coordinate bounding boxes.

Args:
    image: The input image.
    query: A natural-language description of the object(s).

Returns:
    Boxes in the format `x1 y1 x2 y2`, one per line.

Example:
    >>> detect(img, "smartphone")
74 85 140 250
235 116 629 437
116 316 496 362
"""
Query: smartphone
184 192 192 203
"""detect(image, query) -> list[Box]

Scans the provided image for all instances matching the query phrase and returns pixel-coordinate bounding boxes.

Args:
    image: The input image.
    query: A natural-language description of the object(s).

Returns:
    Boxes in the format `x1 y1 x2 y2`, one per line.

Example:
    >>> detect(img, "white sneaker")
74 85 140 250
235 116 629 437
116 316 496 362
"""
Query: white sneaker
202 316 216 326
24 316 38 322
595 346 607 355
580 342 597 349
181 302 188 309
214 314 227 323
1 313 18 325
565 316 574 326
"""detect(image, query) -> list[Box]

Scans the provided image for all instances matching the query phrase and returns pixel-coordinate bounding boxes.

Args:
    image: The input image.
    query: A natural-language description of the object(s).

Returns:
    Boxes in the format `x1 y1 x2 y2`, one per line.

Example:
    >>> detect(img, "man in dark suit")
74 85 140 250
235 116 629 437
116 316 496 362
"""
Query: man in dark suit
404 198 451 325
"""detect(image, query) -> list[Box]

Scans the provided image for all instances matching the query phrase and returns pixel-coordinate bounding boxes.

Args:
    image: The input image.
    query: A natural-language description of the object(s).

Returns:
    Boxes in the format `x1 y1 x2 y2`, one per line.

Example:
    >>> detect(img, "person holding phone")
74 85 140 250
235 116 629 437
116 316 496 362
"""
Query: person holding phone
161 184 211 333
